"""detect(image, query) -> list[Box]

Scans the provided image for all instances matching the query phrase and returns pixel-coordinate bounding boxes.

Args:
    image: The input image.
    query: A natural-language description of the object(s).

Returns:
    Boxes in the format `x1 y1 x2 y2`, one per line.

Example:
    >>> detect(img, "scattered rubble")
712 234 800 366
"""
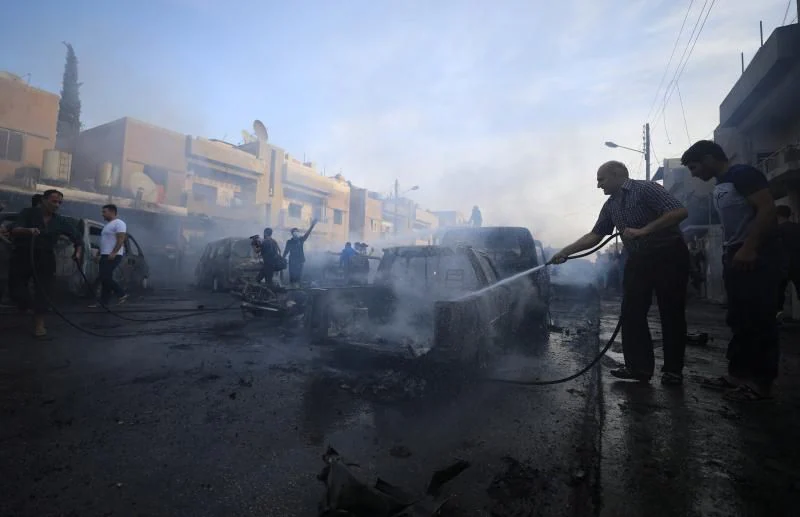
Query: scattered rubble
337 370 427 402
317 447 470 517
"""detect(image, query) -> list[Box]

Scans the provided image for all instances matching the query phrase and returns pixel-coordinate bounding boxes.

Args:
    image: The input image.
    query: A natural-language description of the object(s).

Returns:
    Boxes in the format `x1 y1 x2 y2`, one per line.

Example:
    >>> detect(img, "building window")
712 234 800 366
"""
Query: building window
288 203 302 218
334 209 343 225
0 129 24 162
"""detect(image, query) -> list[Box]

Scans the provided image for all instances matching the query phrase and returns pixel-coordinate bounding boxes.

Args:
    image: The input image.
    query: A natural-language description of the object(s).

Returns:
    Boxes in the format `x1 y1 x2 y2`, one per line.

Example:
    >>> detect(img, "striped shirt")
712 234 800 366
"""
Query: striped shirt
591 179 685 254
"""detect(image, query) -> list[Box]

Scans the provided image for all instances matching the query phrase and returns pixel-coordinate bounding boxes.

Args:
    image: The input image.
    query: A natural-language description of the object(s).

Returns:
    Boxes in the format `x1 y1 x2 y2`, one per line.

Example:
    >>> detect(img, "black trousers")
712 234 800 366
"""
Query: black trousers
9 251 55 315
621 240 690 376
724 251 781 384
99 255 125 303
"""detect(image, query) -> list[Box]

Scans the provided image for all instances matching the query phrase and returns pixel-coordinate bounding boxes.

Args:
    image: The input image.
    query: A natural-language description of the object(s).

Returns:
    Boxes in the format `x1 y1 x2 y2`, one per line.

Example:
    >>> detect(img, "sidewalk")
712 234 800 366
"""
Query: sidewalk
597 297 800 517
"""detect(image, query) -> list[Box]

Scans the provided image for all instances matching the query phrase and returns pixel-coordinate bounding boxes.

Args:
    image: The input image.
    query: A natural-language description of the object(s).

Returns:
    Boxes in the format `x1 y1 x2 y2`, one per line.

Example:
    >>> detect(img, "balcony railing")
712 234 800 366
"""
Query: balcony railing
758 143 800 180
186 197 255 220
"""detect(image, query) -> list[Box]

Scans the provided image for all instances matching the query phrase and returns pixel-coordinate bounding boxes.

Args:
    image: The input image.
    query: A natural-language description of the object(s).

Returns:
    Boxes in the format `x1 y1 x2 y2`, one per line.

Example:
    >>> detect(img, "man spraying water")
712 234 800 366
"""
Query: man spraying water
551 161 690 386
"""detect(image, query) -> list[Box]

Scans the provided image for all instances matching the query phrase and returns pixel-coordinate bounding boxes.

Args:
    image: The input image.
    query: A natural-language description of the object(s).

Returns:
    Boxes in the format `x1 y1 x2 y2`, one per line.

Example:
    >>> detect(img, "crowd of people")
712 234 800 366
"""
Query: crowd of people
249 221 372 290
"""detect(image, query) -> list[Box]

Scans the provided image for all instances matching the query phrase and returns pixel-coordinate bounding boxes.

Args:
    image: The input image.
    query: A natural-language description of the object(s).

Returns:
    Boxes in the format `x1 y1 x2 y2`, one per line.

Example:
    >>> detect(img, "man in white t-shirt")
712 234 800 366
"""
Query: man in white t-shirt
94 204 128 305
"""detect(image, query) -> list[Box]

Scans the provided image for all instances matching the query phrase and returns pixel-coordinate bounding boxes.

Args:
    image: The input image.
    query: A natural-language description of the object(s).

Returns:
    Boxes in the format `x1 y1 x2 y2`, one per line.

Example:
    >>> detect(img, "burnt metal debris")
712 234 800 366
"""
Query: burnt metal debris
317 447 470 517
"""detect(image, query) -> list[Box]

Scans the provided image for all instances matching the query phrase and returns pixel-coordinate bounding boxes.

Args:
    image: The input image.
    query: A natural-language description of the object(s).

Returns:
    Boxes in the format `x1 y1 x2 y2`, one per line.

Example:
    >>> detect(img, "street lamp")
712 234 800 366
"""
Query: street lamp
393 181 420 235
604 123 651 180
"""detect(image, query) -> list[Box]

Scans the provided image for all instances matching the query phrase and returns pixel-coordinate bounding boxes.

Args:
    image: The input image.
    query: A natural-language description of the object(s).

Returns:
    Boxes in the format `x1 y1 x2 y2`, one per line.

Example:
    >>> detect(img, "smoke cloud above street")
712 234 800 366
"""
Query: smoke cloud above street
0 0 790 246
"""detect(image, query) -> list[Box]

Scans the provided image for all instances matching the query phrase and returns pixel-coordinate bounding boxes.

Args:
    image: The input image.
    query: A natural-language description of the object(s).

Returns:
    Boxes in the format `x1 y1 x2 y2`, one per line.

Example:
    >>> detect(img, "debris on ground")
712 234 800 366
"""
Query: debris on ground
389 445 412 459
317 447 470 517
486 456 549 516
337 370 427 402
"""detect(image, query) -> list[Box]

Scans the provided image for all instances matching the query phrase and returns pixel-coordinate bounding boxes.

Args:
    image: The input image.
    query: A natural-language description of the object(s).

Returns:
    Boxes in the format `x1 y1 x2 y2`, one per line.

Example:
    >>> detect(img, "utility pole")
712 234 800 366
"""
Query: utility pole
644 123 651 181
393 179 399 236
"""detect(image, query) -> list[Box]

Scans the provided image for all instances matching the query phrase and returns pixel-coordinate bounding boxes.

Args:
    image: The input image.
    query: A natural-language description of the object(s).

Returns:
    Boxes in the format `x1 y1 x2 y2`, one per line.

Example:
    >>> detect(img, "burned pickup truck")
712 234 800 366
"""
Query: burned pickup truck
305 243 550 365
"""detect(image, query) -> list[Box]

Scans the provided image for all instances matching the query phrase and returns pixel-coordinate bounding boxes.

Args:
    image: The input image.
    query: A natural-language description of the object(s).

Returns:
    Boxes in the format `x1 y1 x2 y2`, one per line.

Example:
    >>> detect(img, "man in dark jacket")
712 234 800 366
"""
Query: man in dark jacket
8 189 84 338
283 219 317 288
776 205 800 318
260 227 283 288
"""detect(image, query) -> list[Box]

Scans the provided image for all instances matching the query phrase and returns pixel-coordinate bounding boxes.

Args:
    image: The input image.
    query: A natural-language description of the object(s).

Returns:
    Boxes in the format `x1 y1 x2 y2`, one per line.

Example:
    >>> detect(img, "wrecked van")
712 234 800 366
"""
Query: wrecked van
0 212 150 297
194 237 262 292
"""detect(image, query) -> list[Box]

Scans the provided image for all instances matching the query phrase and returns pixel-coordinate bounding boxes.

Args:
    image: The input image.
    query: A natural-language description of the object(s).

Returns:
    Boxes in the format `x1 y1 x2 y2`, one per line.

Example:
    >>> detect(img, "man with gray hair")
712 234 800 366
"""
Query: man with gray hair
552 161 690 385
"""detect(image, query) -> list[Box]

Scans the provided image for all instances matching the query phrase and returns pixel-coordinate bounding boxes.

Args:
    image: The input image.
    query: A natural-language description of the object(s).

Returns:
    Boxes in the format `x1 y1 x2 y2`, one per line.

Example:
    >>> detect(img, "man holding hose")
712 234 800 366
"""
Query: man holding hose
551 161 690 385
9 189 84 338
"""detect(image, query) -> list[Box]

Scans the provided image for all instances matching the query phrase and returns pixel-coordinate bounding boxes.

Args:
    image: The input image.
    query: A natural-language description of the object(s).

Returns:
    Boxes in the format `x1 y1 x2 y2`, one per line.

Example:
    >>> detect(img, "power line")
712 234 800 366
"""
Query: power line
781 0 793 25
676 82 692 144
657 0 710 118
645 0 697 122
652 0 717 131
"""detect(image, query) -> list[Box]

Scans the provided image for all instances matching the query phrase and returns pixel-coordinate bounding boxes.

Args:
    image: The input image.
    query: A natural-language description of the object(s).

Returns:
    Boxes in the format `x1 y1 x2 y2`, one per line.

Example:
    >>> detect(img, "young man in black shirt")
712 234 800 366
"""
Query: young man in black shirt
682 140 780 401
8 189 84 338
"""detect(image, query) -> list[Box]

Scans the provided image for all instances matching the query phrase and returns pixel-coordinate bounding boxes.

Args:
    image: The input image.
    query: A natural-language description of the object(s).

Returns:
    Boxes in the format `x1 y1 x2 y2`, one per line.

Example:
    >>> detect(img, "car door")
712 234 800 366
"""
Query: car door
122 234 149 290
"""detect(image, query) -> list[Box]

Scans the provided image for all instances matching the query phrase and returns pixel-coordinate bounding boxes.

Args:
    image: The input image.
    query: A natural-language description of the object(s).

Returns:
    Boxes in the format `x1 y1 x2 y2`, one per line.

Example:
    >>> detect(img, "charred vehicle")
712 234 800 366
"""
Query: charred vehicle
194 237 262 292
305 244 549 365
440 226 550 320
0 212 150 297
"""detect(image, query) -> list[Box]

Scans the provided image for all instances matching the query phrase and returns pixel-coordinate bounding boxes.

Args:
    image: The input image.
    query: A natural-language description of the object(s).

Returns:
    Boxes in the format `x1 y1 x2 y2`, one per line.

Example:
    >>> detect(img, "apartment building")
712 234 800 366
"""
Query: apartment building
714 21 800 214
433 210 467 228
279 156 350 249
70 117 284 228
0 72 59 181
712 19 800 314
349 186 383 244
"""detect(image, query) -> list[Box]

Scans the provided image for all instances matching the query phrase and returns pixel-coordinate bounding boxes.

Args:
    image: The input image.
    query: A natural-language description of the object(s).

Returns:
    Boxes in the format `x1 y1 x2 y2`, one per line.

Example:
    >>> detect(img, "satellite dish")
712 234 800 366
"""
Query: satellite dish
253 120 268 142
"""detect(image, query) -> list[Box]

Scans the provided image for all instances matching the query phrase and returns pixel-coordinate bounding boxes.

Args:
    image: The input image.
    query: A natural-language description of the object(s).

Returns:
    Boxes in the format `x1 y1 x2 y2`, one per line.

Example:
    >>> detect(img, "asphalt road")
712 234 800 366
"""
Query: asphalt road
0 287 605 516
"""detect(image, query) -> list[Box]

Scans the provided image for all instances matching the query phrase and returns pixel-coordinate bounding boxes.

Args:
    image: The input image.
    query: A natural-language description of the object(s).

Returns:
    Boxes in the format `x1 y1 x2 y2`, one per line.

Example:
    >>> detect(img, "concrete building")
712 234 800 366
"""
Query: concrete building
712 18 800 314
279 157 350 249
70 117 283 228
349 186 383 244
433 210 467 228
0 72 59 181
714 21 800 213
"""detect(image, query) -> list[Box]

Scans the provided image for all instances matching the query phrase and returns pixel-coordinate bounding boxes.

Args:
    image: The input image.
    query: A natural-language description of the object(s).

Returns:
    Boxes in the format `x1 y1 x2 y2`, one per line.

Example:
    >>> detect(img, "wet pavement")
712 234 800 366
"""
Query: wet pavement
1 288 798 516
0 287 604 516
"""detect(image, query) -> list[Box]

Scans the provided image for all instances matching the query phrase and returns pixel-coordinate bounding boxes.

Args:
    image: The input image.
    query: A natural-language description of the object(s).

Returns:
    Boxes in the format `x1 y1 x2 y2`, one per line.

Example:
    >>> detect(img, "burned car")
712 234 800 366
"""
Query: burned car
305 244 548 364
440 226 550 312
195 237 262 292
0 212 150 298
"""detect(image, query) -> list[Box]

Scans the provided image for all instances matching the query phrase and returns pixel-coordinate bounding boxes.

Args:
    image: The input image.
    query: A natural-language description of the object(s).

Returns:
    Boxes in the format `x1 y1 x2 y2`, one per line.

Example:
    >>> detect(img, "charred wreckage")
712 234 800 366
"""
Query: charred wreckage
236 226 552 368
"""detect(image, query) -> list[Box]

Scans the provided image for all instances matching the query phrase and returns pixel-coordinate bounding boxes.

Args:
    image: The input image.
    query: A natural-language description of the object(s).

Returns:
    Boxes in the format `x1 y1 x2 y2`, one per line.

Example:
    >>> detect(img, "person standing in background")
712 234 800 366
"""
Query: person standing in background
260 228 283 288
283 219 317 288
91 204 128 307
469 206 483 228
776 205 800 320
